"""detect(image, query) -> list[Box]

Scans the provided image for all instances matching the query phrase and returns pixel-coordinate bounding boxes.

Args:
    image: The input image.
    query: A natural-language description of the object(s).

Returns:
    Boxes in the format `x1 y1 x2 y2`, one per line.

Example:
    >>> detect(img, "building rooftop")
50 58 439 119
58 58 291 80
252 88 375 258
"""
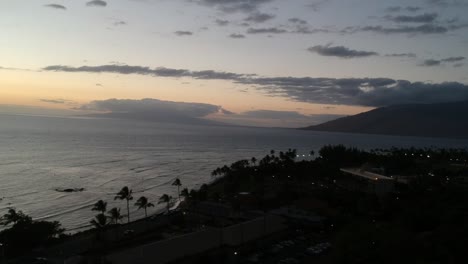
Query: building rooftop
340 168 395 182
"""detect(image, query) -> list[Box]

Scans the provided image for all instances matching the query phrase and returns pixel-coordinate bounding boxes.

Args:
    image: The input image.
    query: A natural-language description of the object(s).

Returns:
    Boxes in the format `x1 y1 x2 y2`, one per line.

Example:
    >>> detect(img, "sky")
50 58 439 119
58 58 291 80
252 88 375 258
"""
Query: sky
1 0 468 127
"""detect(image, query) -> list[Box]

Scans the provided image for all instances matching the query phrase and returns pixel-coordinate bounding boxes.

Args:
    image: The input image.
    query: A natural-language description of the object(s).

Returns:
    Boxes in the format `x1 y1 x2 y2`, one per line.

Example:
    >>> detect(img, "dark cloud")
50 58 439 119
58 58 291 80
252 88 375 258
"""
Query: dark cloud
247 25 326 35
293 25 331 34
288 18 308 24
247 27 287 34
420 56 465 66
40 99 69 104
308 44 378 58
86 0 107 7
387 13 438 23
385 53 417 58
174 31 193 36
44 4 67 10
359 24 452 34
43 64 249 81
229 33 246 39
243 77 468 107
192 0 274 13
441 56 465 62
44 64 468 107
244 19 466 36
244 12 275 23
421 59 442 66
385 6 421 13
215 19 229 26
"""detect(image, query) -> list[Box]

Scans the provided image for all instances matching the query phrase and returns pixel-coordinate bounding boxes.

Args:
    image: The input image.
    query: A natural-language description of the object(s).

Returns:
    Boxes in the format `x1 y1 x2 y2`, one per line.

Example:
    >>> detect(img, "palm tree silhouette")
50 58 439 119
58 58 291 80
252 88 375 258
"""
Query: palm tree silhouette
92 200 107 214
158 194 172 213
107 207 123 225
172 178 182 201
135 196 154 218
0 208 30 226
251 157 257 166
90 213 109 229
181 188 190 200
114 186 133 223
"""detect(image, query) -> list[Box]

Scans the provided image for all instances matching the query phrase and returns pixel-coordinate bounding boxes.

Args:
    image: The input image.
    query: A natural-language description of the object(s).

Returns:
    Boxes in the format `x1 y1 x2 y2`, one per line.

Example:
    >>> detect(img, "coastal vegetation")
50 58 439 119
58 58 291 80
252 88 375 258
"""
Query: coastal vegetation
172 178 182 201
158 194 172 213
114 186 133 223
0 208 64 257
1 145 467 262
107 207 123 225
135 196 154 218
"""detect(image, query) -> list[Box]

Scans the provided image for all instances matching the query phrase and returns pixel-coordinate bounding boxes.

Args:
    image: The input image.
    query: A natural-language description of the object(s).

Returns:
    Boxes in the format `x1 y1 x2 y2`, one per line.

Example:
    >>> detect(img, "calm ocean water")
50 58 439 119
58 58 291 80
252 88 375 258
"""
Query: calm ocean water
1 113 467 232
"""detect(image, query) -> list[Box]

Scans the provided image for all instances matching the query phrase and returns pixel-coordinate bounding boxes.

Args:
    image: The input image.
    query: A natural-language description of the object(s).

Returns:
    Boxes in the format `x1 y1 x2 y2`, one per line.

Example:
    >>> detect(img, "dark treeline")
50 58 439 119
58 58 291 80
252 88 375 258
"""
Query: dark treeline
0 179 183 260
0 208 65 257
181 145 468 264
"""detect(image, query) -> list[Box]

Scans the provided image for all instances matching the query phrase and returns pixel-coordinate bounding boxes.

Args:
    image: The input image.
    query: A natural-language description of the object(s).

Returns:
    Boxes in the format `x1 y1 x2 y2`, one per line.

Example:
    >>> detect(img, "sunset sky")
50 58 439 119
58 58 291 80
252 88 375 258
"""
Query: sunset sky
1 0 468 127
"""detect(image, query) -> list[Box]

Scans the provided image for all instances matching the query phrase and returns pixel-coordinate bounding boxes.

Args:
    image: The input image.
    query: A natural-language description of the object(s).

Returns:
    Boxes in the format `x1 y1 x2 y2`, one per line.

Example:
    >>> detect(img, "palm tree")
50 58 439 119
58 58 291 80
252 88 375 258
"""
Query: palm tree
92 200 107 214
181 188 190 200
0 208 30 226
172 178 182 201
158 194 172 213
107 207 123 225
251 157 257 166
114 186 133 223
90 213 109 229
135 196 154 218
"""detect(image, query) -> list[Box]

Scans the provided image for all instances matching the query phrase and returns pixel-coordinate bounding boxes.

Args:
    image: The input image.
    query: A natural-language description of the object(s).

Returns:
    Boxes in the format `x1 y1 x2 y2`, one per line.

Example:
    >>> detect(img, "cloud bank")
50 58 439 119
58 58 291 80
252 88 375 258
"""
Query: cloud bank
387 13 438 23
78 98 344 128
43 65 248 80
420 56 465 66
43 64 468 107
80 98 228 125
192 0 274 13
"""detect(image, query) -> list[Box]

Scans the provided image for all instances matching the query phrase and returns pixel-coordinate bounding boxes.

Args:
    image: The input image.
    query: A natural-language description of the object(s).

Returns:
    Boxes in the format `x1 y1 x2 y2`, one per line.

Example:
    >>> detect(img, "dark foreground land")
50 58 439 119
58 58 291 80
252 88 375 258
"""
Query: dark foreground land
1 145 468 264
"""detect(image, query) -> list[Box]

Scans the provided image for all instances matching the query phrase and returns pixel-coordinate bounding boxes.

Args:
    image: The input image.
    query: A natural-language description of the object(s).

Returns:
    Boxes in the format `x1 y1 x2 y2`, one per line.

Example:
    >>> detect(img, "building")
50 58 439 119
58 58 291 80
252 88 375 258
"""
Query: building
340 168 404 195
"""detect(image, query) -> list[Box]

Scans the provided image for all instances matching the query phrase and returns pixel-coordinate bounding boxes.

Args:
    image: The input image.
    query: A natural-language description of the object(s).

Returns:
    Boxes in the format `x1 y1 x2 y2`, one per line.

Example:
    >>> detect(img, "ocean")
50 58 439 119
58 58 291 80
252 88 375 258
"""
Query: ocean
1 113 467 232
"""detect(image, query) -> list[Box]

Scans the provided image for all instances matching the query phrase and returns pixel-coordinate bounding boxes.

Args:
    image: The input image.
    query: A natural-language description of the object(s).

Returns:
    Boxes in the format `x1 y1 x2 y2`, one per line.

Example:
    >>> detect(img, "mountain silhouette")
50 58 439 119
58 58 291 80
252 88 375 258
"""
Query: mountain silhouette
303 101 468 139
